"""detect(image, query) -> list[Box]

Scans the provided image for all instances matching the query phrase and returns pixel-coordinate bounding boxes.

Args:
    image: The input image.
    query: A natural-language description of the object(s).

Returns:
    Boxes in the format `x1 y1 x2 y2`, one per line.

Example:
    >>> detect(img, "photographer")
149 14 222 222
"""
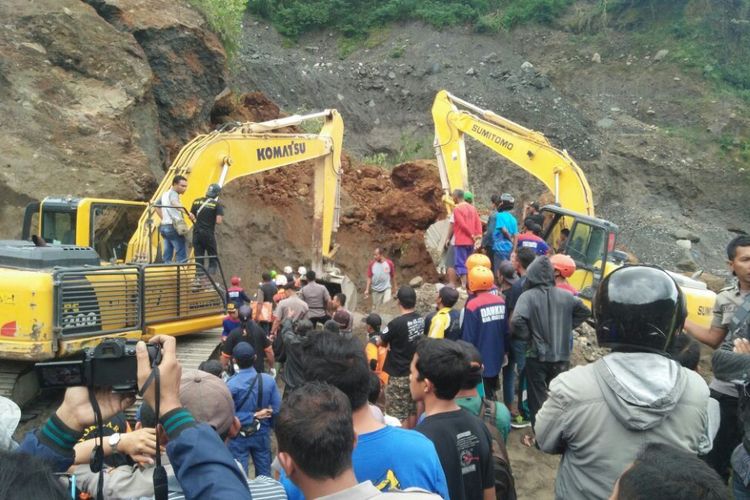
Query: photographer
18 335 252 499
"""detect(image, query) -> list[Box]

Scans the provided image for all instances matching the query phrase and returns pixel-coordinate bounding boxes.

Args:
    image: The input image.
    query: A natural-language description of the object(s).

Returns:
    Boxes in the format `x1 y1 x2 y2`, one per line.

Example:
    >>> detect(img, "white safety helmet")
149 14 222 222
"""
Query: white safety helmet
298 266 307 275
275 275 288 286
283 266 293 274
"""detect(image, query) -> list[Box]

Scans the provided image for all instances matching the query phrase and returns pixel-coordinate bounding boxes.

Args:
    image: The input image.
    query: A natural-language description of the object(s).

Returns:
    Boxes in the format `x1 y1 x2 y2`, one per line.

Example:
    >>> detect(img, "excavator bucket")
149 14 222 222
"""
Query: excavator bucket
424 219 452 273
318 265 358 313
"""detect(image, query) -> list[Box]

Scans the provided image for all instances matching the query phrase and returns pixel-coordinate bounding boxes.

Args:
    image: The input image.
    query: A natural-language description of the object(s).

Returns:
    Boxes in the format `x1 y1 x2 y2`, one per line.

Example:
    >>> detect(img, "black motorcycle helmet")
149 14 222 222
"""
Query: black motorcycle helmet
498 193 515 211
594 265 686 354
206 183 222 198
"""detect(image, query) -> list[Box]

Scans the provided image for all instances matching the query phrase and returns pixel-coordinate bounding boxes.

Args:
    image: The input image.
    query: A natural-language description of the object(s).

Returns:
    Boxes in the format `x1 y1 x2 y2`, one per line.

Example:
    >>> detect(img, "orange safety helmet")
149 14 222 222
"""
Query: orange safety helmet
468 265 495 293
466 253 492 272
550 254 576 278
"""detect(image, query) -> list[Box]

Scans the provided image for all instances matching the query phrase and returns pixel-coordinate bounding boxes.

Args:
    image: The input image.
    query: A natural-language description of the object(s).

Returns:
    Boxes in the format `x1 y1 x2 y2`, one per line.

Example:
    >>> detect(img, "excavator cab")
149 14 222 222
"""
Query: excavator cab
541 205 622 301
22 197 146 263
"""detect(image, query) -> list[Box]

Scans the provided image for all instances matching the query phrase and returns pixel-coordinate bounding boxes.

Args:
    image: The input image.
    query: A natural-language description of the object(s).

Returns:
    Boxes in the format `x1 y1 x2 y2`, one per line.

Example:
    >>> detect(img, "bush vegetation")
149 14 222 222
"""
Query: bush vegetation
188 0 246 57
247 0 576 39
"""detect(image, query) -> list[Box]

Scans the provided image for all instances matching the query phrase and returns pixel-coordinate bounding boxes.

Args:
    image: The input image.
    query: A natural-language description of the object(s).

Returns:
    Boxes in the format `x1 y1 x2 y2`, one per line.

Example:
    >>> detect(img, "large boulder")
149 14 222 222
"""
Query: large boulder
85 0 228 160
0 0 161 238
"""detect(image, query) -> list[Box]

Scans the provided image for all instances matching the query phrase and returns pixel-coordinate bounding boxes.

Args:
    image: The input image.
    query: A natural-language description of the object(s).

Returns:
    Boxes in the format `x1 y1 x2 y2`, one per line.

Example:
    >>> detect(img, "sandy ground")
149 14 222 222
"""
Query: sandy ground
507 427 561 499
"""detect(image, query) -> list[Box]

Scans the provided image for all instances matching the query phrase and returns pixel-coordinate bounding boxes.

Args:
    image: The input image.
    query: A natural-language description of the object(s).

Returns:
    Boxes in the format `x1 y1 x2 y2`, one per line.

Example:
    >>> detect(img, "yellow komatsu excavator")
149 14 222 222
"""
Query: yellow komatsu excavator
0 110 345 405
429 90 715 326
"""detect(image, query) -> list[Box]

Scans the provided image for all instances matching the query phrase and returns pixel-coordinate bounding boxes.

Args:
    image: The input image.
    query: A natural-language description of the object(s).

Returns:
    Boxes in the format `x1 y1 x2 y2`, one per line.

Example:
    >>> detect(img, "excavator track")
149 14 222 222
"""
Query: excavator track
0 361 39 408
174 328 223 370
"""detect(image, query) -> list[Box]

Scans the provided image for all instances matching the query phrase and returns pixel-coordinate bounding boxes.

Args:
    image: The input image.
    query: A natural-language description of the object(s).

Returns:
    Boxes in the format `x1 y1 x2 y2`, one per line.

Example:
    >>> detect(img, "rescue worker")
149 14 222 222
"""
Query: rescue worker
516 219 550 256
221 303 240 341
190 183 223 274
550 254 579 295
461 265 509 401
227 276 251 309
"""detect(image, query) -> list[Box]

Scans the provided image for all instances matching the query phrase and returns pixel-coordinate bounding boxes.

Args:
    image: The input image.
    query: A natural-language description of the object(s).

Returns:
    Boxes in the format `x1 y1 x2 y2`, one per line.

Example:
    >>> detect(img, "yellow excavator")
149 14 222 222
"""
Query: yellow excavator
429 90 715 325
0 109 345 405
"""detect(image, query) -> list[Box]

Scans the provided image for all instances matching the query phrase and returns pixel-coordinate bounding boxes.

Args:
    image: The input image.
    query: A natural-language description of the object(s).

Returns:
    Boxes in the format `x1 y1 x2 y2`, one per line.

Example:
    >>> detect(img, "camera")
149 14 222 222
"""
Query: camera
35 338 161 393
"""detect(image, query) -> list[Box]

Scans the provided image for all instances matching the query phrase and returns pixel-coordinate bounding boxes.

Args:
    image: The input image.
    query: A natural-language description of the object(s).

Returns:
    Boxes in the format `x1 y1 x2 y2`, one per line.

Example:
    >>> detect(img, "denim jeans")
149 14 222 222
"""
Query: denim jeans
159 224 187 263
503 340 529 417
228 431 272 477
734 473 750 500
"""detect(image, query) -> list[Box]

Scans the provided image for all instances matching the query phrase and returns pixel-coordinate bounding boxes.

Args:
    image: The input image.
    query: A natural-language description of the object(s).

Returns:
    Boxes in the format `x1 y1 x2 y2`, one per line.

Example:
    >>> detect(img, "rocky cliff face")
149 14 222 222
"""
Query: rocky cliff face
0 0 158 237
84 0 227 160
0 0 226 238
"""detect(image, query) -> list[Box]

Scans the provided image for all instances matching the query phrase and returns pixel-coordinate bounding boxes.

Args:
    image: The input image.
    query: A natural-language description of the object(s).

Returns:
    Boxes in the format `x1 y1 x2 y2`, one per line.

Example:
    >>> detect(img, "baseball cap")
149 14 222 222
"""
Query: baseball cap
362 313 382 330
232 342 256 364
498 261 518 284
464 191 474 202
179 369 235 436
396 285 417 308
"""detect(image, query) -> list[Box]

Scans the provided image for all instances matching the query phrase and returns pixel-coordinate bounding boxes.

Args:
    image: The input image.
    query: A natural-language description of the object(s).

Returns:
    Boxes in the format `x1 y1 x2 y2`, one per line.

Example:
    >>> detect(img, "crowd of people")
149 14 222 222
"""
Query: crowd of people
4 189 750 500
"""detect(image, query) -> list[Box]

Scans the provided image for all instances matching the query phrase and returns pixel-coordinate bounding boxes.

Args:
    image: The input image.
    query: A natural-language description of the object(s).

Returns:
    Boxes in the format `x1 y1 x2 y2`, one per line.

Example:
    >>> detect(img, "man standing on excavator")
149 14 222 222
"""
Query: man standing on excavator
158 175 194 263
190 183 223 274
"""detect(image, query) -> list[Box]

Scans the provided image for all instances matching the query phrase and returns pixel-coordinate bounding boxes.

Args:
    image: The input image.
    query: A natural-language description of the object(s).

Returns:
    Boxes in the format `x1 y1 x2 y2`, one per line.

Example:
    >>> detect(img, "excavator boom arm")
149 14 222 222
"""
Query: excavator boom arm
126 110 344 272
432 90 594 216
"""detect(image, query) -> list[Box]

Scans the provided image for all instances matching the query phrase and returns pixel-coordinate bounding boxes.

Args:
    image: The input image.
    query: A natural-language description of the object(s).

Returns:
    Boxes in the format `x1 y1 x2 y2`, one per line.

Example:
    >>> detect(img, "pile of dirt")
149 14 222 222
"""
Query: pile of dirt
211 93 445 292
374 161 444 232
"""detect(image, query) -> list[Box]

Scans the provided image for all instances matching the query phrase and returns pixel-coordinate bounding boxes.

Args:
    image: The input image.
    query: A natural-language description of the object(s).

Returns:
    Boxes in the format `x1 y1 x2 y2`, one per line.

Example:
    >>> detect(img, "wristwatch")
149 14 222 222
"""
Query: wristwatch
108 432 122 453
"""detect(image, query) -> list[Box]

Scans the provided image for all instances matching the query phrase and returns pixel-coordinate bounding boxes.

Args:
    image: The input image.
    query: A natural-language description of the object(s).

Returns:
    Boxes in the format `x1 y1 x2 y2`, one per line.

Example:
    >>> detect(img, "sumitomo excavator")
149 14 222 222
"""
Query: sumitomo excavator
428 89 715 325
0 110 347 406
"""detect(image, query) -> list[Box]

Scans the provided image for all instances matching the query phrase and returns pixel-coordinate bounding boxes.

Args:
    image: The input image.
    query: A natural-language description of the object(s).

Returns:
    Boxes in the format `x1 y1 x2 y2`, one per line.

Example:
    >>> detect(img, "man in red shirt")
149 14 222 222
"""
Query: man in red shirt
447 189 482 288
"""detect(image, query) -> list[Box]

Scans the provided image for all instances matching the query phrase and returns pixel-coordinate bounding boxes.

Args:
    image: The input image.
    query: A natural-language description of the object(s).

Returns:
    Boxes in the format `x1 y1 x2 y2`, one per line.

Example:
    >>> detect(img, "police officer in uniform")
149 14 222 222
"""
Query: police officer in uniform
190 183 224 274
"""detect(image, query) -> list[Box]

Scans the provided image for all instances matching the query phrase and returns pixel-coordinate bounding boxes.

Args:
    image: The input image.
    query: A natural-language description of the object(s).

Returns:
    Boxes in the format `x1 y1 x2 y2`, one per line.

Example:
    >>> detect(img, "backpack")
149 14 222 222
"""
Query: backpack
478 398 517 500
444 309 462 341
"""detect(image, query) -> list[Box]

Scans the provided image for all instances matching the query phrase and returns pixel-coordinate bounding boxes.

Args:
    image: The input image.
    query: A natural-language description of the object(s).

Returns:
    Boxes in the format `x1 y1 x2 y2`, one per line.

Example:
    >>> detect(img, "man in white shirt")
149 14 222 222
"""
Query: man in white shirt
158 175 194 263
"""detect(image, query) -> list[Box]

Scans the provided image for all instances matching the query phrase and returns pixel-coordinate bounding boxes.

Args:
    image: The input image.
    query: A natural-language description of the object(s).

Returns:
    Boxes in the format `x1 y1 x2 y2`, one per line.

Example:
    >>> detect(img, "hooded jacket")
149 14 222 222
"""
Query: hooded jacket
536 352 711 500
510 256 590 362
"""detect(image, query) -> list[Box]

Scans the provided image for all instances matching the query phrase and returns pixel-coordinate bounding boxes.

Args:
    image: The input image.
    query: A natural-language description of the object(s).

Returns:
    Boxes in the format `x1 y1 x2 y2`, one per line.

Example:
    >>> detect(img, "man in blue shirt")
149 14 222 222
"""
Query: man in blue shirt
226 342 281 477
280 331 449 499
492 193 518 269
